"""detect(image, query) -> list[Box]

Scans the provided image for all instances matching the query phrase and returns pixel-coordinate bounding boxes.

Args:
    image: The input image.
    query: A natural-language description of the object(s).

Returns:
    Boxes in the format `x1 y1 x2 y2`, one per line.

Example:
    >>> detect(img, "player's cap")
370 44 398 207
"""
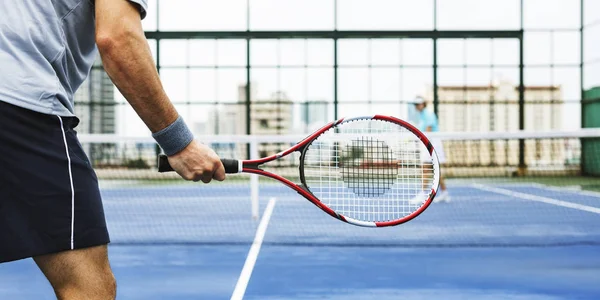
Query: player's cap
408 96 427 105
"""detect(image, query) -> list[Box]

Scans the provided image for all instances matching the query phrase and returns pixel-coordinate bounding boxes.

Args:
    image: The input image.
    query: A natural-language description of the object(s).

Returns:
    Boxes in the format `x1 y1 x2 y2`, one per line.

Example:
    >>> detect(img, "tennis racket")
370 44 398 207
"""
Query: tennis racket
158 115 440 227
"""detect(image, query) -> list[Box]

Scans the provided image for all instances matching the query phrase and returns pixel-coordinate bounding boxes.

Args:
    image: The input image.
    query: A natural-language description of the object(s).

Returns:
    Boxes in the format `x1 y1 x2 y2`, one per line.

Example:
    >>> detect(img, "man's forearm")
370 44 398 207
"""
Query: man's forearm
93 0 224 182
95 3 177 133
97 31 177 133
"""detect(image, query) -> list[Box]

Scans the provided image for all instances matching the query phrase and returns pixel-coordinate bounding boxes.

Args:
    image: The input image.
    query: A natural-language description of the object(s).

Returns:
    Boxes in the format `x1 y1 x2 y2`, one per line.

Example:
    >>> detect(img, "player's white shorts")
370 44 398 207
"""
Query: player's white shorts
421 138 446 164
431 138 446 164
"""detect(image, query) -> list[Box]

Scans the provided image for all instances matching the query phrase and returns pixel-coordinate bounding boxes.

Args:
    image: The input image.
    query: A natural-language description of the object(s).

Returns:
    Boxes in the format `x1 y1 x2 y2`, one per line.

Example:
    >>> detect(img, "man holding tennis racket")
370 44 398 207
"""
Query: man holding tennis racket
409 96 450 203
0 0 225 298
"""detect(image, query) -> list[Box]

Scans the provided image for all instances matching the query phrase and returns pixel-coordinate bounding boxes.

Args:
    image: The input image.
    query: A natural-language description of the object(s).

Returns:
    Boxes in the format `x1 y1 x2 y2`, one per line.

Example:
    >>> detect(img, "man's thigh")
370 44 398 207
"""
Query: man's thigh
0 101 110 263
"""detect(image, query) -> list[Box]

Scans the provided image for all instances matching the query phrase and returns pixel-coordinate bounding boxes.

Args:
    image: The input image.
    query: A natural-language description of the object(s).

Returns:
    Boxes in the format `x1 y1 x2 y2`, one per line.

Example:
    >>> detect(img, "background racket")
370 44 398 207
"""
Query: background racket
158 115 440 227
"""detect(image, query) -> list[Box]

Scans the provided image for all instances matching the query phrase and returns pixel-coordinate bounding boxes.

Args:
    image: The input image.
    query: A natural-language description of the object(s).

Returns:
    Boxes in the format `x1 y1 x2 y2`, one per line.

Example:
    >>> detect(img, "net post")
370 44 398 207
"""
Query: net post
517 30 526 177
250 139 260 220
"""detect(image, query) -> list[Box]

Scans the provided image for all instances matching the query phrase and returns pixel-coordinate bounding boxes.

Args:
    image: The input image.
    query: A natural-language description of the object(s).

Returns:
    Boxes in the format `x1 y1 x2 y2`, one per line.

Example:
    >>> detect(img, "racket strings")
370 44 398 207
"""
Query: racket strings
302 119 436 223
340 137 397 197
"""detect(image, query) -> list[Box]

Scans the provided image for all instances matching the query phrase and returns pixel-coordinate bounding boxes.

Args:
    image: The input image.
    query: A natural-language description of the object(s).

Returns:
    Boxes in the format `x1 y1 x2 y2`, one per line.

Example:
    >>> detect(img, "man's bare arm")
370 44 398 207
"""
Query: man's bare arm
94 0 225 182
95 0 175 132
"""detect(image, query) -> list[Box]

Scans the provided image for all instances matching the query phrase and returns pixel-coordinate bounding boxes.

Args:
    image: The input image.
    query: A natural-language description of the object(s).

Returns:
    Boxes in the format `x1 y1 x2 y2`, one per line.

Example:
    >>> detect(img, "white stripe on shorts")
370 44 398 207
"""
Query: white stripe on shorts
57 116 75 250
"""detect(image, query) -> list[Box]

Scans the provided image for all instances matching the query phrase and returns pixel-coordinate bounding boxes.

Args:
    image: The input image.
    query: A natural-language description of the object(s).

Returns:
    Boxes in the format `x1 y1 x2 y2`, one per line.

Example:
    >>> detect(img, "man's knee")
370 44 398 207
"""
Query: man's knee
34 245 116 300
55 269 116 300
94 270 117 299
84 267 116 299
104 270 117 298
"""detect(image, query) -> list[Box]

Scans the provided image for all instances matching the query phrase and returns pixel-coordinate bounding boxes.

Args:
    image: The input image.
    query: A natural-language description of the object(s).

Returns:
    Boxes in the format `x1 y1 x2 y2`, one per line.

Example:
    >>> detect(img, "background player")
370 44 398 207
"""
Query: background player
409 96 450 203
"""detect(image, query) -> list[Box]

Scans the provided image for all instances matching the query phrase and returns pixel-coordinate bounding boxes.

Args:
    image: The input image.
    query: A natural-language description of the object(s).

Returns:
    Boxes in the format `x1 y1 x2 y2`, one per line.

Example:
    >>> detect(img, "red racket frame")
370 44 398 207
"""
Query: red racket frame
238 115 439 227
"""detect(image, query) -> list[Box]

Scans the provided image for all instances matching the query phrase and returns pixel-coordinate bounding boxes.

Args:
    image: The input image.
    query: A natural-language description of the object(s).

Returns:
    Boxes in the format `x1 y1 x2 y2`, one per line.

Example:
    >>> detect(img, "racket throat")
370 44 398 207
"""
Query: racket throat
241 162 261 171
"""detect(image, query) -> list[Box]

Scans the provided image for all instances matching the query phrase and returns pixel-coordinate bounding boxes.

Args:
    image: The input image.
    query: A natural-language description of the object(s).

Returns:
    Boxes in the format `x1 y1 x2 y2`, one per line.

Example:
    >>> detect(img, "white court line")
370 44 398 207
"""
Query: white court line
472 184 600 215
231 197 277 300
526 183 600 199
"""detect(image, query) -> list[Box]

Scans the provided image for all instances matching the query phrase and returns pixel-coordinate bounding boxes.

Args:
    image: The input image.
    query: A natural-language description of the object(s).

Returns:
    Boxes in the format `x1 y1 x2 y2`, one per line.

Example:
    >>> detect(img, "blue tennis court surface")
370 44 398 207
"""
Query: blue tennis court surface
1 181 600 299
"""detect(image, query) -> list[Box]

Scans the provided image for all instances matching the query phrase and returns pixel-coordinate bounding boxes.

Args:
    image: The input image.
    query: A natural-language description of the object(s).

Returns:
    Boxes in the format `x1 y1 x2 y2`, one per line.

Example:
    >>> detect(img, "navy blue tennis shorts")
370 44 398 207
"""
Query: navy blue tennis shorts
0 101 110 263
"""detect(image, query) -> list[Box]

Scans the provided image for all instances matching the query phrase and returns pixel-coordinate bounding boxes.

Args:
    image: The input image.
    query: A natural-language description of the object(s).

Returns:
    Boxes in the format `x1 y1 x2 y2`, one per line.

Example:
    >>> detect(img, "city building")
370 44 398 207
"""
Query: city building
73 58 116 134
422 81 564 170
299 100 329 133
206 84 295 159
72 59 120 166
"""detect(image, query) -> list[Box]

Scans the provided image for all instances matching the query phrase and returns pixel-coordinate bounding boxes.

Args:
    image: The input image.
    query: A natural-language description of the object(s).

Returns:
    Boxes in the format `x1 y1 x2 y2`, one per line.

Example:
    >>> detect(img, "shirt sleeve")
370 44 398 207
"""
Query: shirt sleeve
127 0 148 19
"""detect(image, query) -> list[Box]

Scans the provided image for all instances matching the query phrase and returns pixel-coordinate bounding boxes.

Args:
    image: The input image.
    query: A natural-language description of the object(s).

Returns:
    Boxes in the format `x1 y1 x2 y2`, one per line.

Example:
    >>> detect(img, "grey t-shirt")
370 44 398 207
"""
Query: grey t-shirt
0 0 147 117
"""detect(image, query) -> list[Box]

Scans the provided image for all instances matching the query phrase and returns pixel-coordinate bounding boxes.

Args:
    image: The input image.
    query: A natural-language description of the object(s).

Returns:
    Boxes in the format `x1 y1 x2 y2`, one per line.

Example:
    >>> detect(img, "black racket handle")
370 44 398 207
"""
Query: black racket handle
158 154 240 174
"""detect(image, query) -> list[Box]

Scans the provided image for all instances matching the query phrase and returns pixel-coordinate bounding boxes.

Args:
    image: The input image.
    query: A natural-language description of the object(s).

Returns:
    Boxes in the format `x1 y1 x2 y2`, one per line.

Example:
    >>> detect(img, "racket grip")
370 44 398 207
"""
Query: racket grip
221 159 241 173
158 154 174 173
158 154 240 174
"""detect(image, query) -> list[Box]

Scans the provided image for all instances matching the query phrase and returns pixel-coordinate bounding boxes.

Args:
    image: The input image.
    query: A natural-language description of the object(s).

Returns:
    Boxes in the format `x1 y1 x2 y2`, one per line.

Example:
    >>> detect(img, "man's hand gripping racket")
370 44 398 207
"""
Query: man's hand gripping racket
158 115 440 227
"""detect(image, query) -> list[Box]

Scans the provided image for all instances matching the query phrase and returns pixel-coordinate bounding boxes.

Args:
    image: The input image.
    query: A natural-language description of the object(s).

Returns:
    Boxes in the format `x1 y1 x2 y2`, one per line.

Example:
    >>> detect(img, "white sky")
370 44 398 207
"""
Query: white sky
113 0 600 136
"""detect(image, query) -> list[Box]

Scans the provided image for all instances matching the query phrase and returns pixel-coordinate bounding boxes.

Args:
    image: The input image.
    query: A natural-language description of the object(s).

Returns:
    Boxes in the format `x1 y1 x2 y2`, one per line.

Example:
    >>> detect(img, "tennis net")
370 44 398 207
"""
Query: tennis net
79 129 600 247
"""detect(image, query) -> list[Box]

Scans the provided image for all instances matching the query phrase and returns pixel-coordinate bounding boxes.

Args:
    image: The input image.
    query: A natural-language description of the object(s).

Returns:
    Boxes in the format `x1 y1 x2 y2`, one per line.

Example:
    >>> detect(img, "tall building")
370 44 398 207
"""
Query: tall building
422 81 564 168
73 58 116 134
207 84 294 159
205 104 246 135
71 59 119 166
207 84 294 136
427 80 562 133
300 100 329 132
250 91 294 136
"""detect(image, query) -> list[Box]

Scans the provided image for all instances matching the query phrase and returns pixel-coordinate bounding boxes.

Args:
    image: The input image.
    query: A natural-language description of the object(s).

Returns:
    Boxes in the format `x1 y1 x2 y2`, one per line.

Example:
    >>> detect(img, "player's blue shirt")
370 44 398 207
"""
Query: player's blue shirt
0 0 147 117
409 108 439 132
